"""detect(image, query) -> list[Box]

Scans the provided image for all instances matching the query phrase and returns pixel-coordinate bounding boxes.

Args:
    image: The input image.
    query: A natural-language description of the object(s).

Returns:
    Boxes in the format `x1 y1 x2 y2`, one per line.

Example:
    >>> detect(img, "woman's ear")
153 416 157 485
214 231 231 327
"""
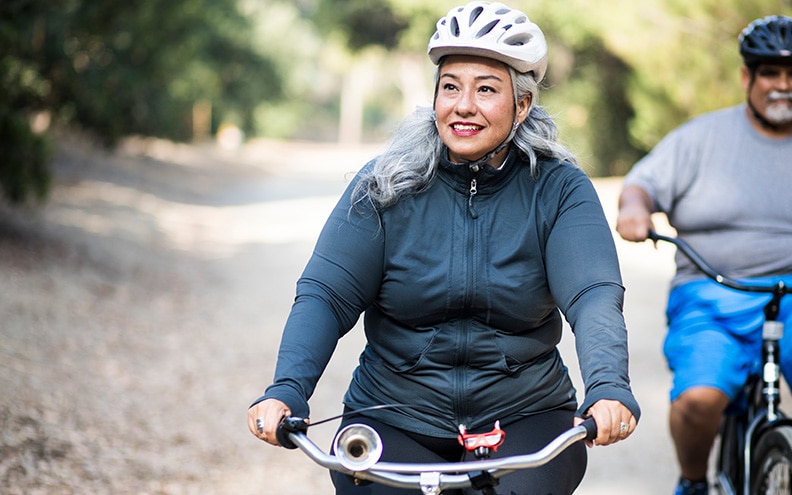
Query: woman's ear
517 93 532 124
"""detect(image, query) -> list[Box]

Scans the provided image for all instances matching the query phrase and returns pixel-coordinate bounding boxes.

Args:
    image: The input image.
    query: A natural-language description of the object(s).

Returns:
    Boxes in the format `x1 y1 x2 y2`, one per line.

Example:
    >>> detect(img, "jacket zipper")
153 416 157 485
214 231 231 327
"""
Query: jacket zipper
458 164 481 423
467 165 480 219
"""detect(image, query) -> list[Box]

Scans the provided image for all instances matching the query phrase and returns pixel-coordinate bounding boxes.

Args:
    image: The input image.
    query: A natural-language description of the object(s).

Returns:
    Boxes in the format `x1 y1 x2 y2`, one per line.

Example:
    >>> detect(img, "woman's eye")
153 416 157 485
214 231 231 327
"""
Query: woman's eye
442 83 457 91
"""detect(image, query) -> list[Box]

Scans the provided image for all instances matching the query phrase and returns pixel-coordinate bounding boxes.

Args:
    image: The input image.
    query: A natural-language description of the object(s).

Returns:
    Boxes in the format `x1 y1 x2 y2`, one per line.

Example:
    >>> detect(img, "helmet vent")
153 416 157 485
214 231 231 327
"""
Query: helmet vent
504 33 531 47
468 6 484 26
450 17 460 37
476 20 500 39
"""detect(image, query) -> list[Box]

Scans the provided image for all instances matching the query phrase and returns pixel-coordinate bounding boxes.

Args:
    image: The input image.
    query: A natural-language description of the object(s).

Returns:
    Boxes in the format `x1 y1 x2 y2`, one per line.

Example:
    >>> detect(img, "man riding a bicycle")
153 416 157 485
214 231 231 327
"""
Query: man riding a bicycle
616 15 792 495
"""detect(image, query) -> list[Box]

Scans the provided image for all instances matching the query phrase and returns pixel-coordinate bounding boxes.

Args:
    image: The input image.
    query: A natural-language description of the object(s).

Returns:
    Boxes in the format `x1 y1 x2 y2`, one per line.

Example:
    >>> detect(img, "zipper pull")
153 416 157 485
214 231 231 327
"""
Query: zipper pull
468 178 478 218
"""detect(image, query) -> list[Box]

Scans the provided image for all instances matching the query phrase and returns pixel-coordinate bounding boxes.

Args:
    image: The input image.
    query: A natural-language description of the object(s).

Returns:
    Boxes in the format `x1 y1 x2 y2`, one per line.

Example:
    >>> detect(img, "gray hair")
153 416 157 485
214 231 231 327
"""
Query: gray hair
352 65 577 209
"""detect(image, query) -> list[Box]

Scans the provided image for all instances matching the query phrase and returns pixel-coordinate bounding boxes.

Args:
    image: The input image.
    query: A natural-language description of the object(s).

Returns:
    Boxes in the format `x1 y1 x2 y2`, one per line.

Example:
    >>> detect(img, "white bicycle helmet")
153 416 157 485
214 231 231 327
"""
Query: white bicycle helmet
428 1 548 81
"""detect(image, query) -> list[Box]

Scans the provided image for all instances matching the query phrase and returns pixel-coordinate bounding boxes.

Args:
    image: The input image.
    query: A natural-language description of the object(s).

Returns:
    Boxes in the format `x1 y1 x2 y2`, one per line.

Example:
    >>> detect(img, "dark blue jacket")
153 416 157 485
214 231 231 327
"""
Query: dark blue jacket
259 149 640 437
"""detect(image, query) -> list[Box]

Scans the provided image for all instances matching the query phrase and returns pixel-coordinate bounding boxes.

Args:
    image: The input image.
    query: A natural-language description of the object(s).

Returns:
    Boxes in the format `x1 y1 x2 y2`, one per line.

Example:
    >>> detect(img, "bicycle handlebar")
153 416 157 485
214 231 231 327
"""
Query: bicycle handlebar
276 416 597 492
648 230 792 295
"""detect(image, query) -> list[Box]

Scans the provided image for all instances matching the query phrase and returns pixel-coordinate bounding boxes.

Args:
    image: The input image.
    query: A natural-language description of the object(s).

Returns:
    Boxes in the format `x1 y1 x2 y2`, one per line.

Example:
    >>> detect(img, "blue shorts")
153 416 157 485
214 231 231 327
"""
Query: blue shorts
664 277 792 404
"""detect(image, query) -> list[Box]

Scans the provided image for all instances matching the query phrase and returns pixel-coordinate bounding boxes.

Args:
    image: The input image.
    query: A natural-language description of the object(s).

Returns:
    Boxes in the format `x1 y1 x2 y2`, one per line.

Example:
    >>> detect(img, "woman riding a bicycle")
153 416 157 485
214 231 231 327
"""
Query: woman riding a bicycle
249 2 640 493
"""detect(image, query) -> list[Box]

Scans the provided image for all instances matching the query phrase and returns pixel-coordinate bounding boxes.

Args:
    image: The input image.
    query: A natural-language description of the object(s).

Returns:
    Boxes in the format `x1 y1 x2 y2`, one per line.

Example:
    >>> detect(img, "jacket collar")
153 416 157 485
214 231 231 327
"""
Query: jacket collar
437 147 521 194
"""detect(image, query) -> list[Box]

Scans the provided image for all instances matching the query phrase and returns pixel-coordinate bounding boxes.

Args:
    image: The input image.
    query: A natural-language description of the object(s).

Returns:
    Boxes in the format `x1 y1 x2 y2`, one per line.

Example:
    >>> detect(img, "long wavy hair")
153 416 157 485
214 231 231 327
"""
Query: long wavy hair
352 63 577 209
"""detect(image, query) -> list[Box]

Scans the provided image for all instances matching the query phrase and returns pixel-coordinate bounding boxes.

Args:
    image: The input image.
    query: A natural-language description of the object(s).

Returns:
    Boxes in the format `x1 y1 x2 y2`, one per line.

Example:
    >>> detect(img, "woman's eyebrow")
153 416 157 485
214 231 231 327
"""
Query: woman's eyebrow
439 72 504 83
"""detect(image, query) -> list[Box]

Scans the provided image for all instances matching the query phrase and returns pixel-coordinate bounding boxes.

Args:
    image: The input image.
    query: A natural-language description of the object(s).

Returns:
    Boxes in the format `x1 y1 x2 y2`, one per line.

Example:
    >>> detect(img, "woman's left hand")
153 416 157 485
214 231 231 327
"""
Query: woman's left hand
574 399 636 447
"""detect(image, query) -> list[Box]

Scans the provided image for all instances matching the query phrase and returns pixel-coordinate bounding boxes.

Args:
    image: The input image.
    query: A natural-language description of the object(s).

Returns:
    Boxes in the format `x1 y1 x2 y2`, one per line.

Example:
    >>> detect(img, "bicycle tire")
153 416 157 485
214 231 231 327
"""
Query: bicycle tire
717 413 745 493
750 425 792 495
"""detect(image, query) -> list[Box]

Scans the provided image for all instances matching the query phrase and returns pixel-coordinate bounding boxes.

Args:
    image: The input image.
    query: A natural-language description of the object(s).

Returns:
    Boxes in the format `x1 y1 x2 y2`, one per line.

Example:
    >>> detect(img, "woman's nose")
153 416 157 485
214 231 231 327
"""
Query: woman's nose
455 90 477 115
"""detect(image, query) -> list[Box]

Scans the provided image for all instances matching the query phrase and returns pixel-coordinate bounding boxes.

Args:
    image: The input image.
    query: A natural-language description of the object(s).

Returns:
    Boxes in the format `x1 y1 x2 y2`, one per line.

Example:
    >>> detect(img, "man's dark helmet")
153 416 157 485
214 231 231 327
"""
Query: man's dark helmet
739 15 792 68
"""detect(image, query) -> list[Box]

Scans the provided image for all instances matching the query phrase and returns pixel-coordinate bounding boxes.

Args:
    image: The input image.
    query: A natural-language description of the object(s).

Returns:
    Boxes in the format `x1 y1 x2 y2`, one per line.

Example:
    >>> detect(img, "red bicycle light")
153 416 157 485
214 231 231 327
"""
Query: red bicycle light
457 421 506 452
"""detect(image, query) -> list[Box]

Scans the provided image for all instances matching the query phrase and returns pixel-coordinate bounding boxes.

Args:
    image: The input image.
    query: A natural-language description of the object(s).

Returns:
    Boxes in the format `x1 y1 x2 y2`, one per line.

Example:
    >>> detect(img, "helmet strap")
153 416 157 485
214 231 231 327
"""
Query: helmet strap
458 120 520 172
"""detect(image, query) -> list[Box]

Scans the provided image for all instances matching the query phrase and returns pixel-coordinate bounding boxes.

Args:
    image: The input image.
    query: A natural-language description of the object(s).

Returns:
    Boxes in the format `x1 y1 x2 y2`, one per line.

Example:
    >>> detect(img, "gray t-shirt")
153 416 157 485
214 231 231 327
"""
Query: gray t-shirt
623 104 792 287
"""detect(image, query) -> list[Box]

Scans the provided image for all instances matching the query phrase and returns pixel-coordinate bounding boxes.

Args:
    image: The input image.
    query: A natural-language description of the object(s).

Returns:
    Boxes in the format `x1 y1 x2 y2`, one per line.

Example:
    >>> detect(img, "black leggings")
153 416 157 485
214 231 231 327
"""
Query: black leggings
329 409 586 495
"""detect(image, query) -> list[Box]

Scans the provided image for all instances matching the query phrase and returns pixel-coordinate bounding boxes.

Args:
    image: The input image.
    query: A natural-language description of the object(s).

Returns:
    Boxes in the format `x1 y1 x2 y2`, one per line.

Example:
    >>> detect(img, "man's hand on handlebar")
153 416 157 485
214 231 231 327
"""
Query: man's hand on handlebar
248 398 292 446
616 184 654 242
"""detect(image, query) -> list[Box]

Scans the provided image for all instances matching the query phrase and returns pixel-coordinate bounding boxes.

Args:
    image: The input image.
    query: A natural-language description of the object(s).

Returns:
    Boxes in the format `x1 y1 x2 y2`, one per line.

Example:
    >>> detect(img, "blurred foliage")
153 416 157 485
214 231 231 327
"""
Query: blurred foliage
1 0 53 205
0 113 52 205
522 0 790 175
2 0 280 204
241 0 348 141
4 0 792 206
314 0 408 51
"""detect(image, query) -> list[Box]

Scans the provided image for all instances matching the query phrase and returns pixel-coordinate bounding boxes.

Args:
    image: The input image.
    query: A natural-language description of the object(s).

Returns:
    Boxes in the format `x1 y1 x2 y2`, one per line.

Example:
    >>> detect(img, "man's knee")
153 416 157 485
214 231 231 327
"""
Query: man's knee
672 386 730 423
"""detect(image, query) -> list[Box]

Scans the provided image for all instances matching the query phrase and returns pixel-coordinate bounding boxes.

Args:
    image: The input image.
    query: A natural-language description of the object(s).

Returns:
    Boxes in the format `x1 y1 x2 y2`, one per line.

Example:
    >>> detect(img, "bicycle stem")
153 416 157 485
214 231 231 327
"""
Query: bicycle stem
762 323 784 422
761 283 785 422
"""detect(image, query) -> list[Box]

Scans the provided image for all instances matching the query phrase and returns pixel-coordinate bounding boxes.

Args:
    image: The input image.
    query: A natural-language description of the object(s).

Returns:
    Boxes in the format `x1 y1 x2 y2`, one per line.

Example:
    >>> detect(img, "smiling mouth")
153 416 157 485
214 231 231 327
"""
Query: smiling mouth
768 92 792 103
452 124 483 131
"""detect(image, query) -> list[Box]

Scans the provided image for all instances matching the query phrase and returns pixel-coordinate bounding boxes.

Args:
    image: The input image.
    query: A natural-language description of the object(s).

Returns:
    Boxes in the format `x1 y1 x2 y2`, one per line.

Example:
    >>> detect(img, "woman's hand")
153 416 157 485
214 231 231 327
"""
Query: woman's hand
575 399 636 447
247 398 292 446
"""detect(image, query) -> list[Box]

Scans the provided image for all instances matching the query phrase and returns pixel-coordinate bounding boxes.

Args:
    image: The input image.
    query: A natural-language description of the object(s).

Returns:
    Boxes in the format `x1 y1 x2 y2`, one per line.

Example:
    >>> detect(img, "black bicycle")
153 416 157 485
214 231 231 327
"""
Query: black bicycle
274 407 597 495
648 231 792 495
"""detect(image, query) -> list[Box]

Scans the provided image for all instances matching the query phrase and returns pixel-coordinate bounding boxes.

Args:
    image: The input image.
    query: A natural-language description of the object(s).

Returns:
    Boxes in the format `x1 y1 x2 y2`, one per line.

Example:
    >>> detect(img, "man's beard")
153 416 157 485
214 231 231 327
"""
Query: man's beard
765 91 792 124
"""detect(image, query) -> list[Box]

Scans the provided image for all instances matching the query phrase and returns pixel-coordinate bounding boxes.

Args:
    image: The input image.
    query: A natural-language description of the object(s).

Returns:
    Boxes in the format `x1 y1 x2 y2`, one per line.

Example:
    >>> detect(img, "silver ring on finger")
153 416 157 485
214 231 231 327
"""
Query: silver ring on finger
256 418 265 434
619 422 629 434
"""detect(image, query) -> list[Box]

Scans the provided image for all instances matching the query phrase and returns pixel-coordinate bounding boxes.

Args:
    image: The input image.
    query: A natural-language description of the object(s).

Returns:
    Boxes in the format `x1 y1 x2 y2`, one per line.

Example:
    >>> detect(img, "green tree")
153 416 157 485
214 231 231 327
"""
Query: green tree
1 0 55 205
38 0 281 143
314 0 408 51
311 0 411 143
528 0 791 175
1 0 282 204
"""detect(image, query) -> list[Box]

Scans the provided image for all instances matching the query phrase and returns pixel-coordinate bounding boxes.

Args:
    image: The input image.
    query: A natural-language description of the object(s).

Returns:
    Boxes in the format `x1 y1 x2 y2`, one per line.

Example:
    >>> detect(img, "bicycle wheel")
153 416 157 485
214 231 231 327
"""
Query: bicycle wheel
717 414 744 493
750 425 792 495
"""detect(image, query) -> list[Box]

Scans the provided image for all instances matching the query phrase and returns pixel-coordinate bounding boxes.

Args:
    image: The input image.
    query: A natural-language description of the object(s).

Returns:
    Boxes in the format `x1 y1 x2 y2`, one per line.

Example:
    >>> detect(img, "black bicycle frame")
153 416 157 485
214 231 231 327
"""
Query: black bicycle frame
649 231 792 495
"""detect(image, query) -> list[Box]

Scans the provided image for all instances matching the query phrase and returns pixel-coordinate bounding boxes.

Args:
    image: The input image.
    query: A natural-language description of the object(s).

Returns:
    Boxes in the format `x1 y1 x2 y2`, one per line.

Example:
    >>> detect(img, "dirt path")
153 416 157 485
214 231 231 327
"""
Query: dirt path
0 137 377 494
1 136 684 494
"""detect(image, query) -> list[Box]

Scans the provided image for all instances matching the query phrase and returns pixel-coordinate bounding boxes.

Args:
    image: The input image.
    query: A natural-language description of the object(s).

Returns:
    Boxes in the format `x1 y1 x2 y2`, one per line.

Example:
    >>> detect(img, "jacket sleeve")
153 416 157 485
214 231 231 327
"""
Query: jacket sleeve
542 166 641 421
253 169 385 418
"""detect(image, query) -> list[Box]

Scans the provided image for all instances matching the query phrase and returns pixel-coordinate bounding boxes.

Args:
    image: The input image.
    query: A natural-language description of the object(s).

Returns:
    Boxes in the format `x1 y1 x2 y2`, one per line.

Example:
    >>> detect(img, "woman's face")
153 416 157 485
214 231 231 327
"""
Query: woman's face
434 55 530 165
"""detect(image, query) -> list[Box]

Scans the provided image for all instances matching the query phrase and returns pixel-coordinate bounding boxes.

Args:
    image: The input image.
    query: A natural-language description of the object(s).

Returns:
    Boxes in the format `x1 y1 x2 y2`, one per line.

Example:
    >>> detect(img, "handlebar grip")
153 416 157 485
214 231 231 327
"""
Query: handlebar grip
276 417 309 450
580 417 597 442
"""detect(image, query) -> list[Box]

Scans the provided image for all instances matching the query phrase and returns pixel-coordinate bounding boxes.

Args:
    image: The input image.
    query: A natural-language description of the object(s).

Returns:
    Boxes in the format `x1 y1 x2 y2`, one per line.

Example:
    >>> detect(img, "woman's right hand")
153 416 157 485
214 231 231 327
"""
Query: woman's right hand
247 398 292 446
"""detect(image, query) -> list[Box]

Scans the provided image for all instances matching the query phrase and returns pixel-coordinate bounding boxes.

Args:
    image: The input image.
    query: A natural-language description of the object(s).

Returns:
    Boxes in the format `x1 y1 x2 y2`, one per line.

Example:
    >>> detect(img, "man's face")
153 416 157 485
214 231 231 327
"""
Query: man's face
742 63 792 128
